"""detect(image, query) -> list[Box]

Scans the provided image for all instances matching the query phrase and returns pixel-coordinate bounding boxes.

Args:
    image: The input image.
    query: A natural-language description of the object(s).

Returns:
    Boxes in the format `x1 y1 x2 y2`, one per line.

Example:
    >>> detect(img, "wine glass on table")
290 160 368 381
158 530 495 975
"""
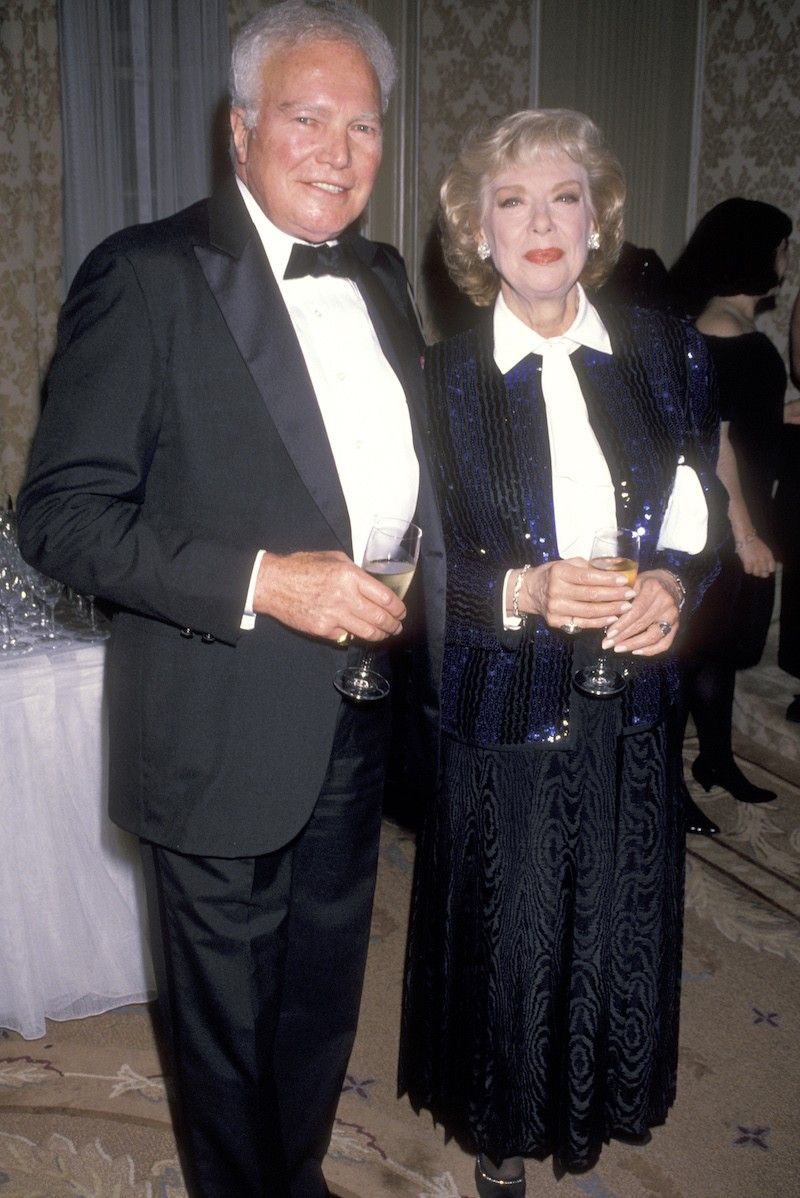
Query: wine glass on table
0 556 34 656
573 526 640 698
74 593 110 641
26 567 67 650
334 517 421 702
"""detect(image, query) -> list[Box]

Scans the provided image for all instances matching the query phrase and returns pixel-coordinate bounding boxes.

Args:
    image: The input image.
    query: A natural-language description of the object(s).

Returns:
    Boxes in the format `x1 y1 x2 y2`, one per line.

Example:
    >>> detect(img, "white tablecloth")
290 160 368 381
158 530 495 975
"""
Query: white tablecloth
0 638 154 1039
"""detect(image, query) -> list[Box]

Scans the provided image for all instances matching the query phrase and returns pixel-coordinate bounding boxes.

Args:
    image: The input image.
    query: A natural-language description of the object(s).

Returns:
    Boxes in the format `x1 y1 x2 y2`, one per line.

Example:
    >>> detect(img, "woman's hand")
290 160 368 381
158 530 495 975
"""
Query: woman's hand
601 569 682 657
513 558 634 629
736 534 775 578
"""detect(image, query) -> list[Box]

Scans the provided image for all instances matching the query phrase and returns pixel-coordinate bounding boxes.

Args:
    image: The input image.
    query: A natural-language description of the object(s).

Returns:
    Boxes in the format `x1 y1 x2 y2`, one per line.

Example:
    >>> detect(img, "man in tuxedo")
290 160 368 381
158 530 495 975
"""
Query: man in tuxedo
18 3 443 1195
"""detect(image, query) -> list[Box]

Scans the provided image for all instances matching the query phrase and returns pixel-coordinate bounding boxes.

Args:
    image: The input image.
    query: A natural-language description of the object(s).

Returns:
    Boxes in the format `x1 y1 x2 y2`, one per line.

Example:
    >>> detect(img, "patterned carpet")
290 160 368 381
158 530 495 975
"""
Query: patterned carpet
2 711 799 1196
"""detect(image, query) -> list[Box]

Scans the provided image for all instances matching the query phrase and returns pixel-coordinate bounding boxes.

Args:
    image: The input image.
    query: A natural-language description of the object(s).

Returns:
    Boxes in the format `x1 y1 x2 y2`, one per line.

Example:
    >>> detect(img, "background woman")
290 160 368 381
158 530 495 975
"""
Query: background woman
669 198 792 807
399 109 721 1194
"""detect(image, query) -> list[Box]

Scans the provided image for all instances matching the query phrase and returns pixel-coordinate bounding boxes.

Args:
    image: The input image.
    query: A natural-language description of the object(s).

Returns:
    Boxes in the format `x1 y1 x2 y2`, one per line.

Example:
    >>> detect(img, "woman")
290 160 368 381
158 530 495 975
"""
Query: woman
669 199 792 805
399 110 721 1193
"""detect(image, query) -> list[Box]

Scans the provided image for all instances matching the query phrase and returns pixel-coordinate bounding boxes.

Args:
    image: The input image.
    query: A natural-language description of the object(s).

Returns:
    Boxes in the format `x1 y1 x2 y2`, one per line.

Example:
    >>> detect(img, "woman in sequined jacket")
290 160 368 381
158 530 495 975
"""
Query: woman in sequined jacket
399 110 723 1194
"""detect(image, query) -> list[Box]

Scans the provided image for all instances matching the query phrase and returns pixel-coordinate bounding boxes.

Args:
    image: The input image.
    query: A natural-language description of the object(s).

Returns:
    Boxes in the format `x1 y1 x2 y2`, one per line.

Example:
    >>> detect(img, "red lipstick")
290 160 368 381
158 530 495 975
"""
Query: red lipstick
524 248 564 264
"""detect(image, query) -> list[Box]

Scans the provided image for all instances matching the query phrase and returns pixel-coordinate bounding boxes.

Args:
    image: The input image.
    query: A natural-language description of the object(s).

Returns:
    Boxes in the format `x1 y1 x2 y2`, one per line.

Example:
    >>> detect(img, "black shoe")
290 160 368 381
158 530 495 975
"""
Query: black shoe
683 786 720 836
475 1155 526 1196
786 695 800 723
691 756 776 805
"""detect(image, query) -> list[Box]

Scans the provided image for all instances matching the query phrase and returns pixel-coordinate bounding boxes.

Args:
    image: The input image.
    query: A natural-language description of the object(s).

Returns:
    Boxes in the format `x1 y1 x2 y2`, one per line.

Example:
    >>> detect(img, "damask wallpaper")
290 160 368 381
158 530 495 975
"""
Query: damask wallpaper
0 0 62 504
696 0 800 395
2 1 798 501
416 0 533 332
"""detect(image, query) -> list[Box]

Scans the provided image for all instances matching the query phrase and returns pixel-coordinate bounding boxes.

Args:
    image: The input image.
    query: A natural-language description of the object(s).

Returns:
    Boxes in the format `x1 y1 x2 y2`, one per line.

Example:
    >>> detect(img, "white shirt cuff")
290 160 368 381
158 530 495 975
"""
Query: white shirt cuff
503 568 523 630
657 463 708 554
240 549 266 630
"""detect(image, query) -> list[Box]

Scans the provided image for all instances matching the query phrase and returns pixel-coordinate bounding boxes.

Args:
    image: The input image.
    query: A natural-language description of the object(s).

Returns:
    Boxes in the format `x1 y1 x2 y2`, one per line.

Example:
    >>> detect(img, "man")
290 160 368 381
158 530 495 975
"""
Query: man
18 3 443 1195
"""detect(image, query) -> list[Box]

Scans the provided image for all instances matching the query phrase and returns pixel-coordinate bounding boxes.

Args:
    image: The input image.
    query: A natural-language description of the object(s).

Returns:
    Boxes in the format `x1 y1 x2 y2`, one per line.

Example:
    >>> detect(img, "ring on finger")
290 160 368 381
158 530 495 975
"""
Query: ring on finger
657 620 671 638
336 631 353 647
560 617 579 635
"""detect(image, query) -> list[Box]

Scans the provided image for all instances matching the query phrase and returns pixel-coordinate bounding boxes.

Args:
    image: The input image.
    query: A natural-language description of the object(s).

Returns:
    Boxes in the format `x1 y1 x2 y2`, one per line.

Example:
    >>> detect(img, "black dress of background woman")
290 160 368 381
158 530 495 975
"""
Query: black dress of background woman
669 198 792 808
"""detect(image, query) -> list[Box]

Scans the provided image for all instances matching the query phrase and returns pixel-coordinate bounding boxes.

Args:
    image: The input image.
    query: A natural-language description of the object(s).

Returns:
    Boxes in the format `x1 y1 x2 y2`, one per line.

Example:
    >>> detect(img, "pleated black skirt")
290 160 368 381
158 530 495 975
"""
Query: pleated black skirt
399 689 685 1171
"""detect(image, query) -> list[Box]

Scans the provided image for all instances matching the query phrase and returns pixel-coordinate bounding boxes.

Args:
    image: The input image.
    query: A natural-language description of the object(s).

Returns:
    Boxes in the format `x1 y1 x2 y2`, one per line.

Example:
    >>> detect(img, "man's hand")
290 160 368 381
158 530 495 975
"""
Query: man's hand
253 550 406 643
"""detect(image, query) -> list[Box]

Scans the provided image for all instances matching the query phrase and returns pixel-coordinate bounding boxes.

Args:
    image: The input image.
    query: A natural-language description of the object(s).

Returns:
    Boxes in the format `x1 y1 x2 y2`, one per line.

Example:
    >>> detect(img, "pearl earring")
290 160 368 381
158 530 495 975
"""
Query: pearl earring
477 240 491 261
587 231 600 251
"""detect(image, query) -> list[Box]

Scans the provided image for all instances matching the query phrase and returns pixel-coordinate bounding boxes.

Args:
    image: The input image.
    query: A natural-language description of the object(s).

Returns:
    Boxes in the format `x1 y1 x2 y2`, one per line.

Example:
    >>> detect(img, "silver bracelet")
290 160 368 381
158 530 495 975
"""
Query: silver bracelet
664 571 686 611
512 564 533 621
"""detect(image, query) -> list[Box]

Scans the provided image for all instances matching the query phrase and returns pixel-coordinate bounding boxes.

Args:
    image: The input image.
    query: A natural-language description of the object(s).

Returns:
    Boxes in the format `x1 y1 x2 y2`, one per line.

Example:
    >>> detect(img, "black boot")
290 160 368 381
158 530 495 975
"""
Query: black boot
682 781 720 835
692 756 776 805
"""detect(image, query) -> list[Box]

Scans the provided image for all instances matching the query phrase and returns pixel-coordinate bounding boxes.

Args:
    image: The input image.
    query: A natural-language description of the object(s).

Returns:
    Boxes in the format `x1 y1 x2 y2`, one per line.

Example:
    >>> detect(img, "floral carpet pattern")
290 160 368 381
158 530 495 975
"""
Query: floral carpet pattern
2 723 799 1196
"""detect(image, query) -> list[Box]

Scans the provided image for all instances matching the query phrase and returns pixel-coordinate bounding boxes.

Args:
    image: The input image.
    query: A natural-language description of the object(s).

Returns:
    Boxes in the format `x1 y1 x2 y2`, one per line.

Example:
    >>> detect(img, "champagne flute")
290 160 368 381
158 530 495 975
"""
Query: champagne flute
573 526 640 697
334 517 421 702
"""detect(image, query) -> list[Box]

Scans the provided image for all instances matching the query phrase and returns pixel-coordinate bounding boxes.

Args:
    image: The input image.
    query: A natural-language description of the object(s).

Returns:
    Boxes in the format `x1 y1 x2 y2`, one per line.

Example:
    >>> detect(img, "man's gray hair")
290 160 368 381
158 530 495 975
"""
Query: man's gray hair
230 0 398 125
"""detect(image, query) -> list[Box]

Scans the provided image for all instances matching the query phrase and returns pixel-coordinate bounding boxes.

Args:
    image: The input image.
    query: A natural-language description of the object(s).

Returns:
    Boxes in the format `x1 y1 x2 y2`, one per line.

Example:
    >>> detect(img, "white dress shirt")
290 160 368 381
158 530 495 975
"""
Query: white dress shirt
236 179 419 627
494 285 708 626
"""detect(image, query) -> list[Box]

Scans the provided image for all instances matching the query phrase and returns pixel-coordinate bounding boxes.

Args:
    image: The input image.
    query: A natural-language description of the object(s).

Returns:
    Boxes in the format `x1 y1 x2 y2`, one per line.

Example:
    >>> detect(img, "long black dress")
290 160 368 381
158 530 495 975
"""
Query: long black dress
683 331 785 666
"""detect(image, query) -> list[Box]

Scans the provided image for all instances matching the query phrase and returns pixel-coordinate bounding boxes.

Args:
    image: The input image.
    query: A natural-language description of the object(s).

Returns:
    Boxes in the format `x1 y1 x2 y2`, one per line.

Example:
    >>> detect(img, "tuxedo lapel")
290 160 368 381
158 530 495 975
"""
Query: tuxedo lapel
195 183 352 553
350 239 424 394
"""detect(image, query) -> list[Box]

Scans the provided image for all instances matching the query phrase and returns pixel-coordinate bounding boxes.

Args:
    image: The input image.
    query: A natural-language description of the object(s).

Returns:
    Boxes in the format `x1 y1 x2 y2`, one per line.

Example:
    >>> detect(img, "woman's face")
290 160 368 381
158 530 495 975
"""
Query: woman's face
478 149 596 326
774 238 789 283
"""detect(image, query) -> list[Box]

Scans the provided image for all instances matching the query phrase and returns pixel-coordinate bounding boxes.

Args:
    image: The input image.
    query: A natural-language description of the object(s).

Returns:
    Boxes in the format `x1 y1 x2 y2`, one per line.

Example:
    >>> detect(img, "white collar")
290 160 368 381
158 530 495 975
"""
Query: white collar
493 284 612 374
235 177 340 279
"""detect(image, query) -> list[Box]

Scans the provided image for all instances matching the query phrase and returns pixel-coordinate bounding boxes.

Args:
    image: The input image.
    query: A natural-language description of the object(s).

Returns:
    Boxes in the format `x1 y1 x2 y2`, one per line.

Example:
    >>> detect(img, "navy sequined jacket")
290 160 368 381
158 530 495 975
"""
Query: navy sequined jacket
427 304 724 747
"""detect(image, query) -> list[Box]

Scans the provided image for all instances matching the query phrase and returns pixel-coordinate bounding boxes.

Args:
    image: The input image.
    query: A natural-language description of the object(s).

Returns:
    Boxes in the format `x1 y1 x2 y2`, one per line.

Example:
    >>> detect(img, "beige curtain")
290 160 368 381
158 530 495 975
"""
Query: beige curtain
0 0 62 503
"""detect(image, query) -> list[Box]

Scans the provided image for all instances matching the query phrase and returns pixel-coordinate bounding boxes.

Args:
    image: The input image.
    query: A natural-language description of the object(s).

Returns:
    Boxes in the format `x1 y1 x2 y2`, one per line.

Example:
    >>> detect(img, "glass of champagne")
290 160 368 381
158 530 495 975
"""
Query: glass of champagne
334 517 421 702
573 526 640 698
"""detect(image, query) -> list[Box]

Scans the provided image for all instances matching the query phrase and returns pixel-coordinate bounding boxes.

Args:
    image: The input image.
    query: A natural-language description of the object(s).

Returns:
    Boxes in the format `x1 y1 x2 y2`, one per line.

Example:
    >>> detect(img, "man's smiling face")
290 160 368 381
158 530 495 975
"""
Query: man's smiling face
231 37 384 243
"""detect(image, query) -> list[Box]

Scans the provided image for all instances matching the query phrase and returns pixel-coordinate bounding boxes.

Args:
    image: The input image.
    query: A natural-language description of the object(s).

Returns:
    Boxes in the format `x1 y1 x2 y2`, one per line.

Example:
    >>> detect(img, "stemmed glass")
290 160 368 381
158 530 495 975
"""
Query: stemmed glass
26 568 67 649
573 527 640 697
334 517 422 702
0 564 34 656
74 593 110 641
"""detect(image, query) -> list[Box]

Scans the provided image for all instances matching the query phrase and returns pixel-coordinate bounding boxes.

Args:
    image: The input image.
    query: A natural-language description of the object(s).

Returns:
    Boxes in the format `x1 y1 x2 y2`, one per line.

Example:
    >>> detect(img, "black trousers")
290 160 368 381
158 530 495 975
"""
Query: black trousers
140 697 389 1198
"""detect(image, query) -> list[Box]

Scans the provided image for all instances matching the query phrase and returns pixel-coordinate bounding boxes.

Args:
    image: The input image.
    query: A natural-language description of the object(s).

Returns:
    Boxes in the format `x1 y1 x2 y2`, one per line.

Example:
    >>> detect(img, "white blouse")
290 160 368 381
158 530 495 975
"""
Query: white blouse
493 285 708 560
494 286 708 625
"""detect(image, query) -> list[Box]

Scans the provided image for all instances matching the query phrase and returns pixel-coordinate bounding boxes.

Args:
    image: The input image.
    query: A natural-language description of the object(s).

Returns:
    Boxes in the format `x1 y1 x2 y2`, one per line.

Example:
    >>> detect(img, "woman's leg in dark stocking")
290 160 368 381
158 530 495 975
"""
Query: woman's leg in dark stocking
678 663 720 835
689 657 735 767
689 657 776 804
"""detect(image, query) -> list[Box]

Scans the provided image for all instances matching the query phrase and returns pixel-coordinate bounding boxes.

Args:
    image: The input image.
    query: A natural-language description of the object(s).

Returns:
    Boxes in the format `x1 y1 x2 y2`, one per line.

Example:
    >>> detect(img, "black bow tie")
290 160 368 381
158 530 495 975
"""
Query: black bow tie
283 240 359 281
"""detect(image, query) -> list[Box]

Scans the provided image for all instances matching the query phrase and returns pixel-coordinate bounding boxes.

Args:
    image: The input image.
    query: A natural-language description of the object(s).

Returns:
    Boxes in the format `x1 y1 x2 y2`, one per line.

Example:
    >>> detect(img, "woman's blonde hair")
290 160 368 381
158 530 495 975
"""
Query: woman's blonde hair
440 108 626 306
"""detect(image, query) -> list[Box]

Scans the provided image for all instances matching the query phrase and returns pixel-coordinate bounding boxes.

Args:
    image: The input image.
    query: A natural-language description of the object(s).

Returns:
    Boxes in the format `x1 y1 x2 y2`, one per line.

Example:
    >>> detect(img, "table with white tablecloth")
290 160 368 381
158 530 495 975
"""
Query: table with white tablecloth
0 638 154 1040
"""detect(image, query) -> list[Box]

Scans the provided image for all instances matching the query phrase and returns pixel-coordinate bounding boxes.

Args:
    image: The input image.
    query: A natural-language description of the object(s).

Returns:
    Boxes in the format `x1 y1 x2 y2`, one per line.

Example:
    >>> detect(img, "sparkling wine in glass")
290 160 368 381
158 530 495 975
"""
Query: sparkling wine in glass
334 518 421 702
573 527 640 697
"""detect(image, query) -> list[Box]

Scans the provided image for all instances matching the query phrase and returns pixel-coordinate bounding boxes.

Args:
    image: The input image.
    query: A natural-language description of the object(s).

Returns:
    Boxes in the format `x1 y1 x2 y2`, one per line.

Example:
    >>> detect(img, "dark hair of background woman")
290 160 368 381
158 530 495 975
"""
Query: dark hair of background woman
669 197 792 320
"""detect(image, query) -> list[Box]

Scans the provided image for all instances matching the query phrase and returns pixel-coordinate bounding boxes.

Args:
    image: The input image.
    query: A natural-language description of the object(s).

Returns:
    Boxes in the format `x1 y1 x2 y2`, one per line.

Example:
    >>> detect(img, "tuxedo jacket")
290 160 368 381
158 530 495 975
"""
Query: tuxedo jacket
427 304 724 748
19 176 445 856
